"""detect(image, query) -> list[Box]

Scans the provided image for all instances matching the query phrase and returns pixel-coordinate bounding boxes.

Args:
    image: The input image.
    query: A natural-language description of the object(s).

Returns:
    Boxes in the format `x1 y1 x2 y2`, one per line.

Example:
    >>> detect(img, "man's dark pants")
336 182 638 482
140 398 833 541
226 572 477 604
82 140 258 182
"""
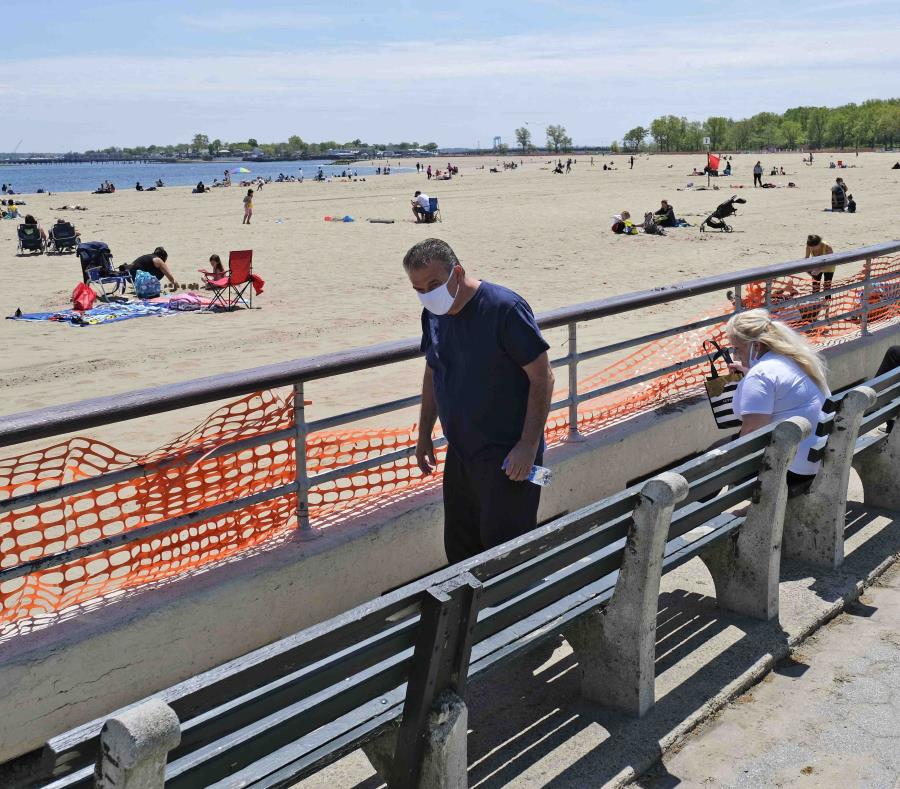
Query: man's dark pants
443 444 542 564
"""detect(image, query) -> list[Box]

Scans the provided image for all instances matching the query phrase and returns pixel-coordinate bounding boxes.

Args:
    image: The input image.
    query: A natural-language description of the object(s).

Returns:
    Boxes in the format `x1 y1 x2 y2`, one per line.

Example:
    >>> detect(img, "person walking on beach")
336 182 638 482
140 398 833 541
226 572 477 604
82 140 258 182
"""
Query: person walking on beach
753 161 763 188
405 238 554 563
242 189 253 224
630 155 634 169
426 164 432 180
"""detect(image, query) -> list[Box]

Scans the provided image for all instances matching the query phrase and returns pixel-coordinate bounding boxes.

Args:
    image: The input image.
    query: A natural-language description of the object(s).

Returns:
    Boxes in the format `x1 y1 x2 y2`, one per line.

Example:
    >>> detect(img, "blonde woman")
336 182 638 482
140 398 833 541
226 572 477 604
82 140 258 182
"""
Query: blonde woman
726 309 829 492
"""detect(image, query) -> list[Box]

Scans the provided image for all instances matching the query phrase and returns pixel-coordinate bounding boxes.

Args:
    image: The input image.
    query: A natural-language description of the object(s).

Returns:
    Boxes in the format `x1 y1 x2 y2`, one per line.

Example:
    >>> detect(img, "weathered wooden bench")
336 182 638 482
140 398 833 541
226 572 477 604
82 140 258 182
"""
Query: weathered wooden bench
34 419 812 789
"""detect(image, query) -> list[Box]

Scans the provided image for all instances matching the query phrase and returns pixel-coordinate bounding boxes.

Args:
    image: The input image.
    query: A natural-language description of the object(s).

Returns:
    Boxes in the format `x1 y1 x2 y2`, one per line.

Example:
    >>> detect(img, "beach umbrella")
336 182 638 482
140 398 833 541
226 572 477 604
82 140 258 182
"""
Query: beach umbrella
231 167 251 174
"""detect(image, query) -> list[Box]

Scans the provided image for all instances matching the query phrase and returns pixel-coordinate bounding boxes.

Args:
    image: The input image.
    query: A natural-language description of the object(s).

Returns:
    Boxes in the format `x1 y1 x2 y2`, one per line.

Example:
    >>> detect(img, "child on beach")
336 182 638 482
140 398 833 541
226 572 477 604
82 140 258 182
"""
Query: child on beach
243 189 253 224
209 254 226 277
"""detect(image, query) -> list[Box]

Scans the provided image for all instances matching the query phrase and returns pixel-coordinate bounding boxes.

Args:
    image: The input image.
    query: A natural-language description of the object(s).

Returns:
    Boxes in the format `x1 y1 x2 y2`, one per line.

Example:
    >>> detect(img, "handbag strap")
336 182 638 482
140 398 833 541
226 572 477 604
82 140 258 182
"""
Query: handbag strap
702 339 735 378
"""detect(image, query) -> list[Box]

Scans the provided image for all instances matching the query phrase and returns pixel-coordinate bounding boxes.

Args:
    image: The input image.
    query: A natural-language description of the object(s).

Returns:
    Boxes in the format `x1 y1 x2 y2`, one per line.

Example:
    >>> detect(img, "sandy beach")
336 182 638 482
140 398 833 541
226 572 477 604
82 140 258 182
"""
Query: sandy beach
1 152 897 453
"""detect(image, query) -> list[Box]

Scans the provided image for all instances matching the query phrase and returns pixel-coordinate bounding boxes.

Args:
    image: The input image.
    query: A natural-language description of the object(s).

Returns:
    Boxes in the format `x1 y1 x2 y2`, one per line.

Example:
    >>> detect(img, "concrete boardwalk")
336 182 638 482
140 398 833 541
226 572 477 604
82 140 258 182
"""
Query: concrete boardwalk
633 560 900 789
298 486 900 789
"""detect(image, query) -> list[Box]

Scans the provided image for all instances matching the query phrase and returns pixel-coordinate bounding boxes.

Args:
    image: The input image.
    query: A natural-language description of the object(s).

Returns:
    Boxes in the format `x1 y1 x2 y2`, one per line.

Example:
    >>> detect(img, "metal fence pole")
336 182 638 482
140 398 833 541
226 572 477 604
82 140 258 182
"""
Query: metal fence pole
733 283 743 313
294 382 320 540
860 258 872 336
764 278 773 309
566 322 585 442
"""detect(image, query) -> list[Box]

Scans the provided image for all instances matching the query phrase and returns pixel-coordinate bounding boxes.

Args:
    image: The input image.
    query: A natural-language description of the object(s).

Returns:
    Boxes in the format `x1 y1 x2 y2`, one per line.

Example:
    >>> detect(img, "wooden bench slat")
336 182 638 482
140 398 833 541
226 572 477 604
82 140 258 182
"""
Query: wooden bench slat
669 479 756 541
663 513 744 573
858 400 900 437
165 653 410 788
470 572 618 679
474 545 624 644
216 700 404 789
678 452 763 506
479 513 630 608
172 617 417 761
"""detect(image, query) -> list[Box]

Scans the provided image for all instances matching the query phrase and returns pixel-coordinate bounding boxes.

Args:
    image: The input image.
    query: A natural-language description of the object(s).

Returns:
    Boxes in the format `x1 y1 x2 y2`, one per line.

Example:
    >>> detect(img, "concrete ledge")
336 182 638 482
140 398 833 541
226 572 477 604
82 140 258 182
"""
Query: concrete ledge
0 323 897 765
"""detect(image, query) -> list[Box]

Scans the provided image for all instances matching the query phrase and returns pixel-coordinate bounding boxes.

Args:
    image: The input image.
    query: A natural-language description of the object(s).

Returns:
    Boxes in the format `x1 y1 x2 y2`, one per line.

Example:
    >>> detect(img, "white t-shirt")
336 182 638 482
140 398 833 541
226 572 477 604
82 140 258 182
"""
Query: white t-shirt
415 193 430 210
732 352 828 476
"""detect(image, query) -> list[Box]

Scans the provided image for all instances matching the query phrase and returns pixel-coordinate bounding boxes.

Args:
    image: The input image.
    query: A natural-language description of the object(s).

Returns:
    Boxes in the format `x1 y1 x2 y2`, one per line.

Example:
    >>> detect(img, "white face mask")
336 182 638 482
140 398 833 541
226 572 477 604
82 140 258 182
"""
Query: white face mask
748 342 761 368
418 268 459 316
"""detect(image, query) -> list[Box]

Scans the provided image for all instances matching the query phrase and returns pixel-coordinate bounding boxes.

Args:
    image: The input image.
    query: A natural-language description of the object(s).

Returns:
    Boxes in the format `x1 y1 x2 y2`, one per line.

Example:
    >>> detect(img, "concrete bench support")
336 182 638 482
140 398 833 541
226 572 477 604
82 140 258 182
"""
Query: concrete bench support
783 387 876 569
567 472 688 717
94 699 180 789
700 417 811 621
852 421 900 511
363 691 468 789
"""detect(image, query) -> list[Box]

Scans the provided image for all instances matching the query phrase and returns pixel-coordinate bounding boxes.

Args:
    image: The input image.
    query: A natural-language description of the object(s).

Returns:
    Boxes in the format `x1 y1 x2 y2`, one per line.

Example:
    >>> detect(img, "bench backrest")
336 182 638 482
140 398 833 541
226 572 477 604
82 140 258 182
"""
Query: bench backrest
42 482 647 786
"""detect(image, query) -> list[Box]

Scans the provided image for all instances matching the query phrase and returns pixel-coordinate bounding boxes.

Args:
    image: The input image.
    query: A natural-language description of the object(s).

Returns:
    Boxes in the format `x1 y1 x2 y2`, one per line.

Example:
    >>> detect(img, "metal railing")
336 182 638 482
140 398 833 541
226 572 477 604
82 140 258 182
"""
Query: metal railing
0 241 898 589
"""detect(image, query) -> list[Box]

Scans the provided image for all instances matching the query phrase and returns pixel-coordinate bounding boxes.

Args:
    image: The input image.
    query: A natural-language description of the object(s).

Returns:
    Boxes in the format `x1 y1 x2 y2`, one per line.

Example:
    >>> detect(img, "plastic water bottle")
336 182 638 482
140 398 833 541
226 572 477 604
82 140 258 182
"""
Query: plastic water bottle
500 461 552 486
527 465 553 487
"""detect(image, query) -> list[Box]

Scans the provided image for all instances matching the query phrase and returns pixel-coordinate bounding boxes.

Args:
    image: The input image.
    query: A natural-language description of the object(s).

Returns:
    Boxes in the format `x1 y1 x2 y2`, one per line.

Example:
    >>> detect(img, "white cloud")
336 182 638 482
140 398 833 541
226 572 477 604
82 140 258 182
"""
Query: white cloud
4 17 899 149
179 10 354 32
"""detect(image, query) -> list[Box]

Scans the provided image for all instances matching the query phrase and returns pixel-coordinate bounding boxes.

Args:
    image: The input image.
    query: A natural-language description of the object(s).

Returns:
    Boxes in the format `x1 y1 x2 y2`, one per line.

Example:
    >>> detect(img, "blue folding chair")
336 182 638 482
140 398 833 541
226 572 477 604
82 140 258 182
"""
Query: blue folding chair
426 196 442 223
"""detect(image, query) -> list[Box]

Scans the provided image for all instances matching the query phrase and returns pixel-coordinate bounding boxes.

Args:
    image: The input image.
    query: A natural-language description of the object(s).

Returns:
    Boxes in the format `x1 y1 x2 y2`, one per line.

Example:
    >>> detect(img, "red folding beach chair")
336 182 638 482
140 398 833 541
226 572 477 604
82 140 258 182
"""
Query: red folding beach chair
205 250 254 310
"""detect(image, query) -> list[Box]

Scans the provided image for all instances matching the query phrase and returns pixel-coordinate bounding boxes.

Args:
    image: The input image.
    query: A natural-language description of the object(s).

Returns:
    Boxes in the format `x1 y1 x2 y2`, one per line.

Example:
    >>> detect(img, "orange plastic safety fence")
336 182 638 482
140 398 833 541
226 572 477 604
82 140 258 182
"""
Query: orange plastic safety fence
1 257 898 630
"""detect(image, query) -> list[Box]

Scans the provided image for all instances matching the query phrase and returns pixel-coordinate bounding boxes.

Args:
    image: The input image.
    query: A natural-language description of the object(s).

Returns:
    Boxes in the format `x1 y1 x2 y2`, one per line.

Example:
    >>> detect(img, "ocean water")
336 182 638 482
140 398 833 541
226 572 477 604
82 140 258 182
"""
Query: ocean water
0 159 414 195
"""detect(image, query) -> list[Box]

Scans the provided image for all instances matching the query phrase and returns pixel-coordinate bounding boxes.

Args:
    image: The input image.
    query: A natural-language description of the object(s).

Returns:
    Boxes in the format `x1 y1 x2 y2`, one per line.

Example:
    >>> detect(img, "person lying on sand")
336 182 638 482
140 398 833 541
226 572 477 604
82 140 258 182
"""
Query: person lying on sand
52 205 88 210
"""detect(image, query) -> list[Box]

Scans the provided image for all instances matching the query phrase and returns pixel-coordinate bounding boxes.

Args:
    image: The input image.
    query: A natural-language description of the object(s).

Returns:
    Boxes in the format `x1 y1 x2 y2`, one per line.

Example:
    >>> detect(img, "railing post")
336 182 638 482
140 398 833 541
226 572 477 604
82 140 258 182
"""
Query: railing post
733 283 743 312
860 258 872 336
566 322 585 442
294 382 320 540
764 278 773 309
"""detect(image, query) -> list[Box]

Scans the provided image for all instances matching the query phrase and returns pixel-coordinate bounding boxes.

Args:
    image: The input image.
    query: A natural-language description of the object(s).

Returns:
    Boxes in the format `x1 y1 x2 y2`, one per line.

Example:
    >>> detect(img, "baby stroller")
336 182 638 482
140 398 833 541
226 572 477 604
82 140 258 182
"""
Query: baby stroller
700 195 747 233
76 241 132 299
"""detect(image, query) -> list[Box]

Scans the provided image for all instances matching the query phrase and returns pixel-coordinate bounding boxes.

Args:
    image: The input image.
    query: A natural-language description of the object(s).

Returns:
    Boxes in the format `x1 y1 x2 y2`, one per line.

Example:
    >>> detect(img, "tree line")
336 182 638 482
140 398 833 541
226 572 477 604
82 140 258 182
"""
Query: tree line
75 134 439 159
619 99 900 153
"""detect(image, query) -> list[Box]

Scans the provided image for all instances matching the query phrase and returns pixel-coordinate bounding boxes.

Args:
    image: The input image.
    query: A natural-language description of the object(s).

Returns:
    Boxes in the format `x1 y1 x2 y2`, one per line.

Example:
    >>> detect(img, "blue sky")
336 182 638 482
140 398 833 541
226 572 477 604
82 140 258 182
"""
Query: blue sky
3 0 899 151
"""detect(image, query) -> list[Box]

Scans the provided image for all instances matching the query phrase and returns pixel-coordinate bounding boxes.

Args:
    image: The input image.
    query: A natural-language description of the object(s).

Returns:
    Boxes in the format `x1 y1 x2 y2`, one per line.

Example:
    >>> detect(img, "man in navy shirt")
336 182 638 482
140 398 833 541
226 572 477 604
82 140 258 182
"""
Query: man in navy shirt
404 238 554 563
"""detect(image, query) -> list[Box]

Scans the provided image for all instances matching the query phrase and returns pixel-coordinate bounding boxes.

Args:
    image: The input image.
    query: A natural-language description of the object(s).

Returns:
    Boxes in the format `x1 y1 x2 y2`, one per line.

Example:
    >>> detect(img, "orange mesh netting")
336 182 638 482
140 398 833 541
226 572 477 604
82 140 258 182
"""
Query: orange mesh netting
1 256 898 630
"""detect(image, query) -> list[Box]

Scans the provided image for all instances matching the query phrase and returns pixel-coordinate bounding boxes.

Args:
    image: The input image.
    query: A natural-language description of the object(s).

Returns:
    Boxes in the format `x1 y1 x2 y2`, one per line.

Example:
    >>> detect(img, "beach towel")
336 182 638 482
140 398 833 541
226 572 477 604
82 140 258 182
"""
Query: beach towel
8 302 170 326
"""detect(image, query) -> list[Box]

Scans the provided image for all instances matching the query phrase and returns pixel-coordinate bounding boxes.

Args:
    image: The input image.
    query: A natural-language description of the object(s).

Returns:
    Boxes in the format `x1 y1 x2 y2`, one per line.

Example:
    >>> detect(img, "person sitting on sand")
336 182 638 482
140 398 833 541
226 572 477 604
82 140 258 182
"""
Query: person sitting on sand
156 179 164 188
124 246 178 289
411 190 431 221
611 211 638 235
892 162 900 170
195 181 207 194
23 214 47 246
208 254 226 277
135 181 144 191
847 194 857 213
723 161 732 176
653 199 677 227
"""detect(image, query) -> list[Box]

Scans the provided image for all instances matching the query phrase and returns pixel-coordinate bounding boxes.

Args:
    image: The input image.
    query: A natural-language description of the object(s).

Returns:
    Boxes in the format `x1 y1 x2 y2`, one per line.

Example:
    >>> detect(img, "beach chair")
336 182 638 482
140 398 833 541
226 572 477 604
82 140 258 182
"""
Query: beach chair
426 196 442 223
77 241 131 299
47 221 81 254
205 250 255 310
16 224 44 255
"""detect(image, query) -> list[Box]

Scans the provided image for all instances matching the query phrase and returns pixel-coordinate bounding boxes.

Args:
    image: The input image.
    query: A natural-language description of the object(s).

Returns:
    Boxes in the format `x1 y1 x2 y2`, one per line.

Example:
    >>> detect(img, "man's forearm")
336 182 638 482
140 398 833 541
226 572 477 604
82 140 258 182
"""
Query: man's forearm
520 370 553 449
419 367 438 434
